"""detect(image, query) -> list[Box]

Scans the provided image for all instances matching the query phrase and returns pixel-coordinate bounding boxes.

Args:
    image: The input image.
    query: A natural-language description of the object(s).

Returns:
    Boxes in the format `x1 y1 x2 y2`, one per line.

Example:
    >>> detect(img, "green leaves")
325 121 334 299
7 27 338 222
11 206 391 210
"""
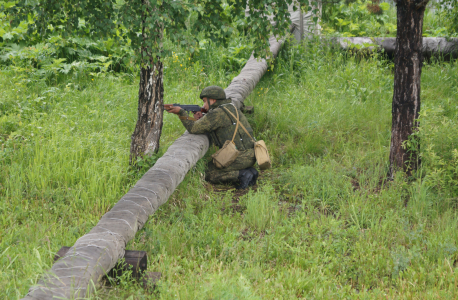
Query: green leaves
7 0 318 67
442 0 458 33
243 0 317 60
2 32 14 40
322 0 396 37
7 0 117 39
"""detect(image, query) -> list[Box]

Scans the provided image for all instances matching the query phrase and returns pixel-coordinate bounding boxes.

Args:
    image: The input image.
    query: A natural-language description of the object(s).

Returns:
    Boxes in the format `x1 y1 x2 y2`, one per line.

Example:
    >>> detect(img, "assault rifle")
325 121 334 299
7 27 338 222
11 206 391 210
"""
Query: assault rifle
163 104 207 113
164 104 207 121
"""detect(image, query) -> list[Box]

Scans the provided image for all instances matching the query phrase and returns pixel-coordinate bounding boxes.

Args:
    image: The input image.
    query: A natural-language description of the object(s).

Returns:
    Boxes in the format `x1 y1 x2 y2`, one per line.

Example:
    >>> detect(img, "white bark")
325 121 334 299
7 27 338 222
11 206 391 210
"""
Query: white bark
22 33 287 300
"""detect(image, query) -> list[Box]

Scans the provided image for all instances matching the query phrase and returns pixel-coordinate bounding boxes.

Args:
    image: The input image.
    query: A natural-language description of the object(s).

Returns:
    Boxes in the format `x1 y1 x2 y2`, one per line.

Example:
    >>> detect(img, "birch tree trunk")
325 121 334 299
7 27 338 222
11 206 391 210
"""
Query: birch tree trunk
389 0 428 177
130 63 164 164
129 0 164 164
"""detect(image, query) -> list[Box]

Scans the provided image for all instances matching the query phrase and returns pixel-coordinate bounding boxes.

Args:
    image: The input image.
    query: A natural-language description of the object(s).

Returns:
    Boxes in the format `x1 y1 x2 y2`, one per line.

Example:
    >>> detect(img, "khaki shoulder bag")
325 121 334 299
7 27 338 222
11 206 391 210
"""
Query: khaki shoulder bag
221 106 272 170
211 106 240 169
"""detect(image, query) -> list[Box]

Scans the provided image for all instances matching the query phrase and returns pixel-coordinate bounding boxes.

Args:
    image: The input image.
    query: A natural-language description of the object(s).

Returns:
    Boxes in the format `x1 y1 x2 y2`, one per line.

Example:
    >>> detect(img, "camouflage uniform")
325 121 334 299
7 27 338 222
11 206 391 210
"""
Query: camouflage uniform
179 98 256 184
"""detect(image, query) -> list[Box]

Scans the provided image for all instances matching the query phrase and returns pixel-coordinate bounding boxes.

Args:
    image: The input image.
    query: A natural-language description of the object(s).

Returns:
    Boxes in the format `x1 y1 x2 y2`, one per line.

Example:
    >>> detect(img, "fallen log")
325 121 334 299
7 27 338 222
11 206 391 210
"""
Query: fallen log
22 132 209 299
226 35 282 110
328 37 458 59
21 34 285 300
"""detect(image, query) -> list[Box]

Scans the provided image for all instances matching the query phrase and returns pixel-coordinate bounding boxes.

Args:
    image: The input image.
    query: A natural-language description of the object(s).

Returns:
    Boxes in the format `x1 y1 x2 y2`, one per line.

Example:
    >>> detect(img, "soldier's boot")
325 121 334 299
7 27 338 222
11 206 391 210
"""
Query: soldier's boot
236 169 254 190
247 167 258 186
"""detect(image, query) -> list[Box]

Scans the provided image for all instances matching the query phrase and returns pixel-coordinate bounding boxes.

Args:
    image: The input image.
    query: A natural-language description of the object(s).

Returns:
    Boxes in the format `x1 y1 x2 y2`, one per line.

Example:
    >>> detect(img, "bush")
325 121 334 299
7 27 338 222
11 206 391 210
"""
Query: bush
322 0 395 37
441 0 458 34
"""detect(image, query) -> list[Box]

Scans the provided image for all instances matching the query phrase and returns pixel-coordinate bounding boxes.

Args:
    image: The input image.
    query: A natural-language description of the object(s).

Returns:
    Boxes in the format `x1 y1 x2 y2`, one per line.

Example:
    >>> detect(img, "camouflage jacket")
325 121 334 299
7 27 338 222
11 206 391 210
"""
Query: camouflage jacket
179 99 255 151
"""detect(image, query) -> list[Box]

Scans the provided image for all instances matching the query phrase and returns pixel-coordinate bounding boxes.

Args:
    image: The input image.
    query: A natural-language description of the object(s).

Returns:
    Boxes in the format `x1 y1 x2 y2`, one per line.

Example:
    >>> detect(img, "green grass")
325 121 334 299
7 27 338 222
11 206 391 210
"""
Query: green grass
2 38 458 299
0 40 234 298
242 185 279 232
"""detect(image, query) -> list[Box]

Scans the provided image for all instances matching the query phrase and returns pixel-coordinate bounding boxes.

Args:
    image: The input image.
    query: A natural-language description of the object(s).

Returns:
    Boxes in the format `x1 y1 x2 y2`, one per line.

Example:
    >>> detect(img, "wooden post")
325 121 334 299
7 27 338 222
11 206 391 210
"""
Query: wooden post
54 246 161 289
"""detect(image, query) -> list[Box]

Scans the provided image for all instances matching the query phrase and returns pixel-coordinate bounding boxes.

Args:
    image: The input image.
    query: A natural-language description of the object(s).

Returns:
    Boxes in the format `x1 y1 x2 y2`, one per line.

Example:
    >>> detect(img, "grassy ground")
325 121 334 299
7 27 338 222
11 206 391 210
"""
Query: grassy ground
1 38 458 299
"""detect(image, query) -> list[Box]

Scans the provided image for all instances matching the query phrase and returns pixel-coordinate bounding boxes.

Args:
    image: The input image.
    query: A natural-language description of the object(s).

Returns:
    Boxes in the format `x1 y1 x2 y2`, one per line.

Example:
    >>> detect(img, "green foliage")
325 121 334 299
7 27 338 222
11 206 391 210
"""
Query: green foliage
130 151 162 176
423 4 458 37
322 0 396 37
322 0 458 37
5 0 317 65
0 16 136 80
440 0 458 34
220 41 255 80
0 3 29 45
0 41 134 78
8 0 117 38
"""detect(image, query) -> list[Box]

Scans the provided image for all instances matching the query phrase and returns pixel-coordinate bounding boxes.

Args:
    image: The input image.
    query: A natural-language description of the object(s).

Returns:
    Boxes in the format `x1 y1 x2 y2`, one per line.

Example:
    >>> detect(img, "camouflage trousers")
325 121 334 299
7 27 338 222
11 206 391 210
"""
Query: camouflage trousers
205 149 256 184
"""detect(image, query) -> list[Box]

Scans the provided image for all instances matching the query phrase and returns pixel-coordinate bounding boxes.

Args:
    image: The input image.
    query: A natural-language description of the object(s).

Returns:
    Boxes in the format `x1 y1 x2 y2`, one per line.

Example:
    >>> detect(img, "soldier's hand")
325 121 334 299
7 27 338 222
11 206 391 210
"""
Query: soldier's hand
193 111 203 120
165 106 181 114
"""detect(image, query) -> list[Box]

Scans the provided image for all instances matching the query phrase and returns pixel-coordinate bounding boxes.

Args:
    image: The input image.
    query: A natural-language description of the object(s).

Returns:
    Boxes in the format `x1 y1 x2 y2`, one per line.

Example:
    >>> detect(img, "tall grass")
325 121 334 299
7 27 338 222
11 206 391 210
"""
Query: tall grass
0 36 236 298
242 185 279 231
2 36 458 299
96 40 458 299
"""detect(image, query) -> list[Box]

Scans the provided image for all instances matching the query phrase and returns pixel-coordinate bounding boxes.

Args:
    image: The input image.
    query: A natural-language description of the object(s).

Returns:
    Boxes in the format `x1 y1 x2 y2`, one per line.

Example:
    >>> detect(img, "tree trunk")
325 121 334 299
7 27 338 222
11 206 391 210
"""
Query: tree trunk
389 0 428 178
130 62 164 165
129 0 164 165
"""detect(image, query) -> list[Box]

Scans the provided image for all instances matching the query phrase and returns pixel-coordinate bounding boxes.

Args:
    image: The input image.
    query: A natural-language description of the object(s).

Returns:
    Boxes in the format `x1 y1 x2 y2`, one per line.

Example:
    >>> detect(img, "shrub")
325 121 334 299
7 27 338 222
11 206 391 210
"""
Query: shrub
322 0 394 37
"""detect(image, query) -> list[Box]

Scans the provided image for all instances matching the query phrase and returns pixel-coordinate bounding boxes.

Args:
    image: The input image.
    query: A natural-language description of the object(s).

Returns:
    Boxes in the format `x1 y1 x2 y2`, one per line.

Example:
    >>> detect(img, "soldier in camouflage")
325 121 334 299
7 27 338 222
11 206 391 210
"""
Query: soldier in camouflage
165 85 258 189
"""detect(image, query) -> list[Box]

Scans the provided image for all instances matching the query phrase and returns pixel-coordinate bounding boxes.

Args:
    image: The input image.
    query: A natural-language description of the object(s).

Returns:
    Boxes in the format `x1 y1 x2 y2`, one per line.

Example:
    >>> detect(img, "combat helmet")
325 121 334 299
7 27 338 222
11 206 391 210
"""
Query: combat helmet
200 85 226 100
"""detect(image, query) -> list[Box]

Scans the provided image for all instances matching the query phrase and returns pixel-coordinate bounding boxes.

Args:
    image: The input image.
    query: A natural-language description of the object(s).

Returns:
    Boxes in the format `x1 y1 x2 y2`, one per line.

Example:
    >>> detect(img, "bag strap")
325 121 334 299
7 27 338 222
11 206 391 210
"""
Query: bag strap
230 106 240 143
222 106 256 143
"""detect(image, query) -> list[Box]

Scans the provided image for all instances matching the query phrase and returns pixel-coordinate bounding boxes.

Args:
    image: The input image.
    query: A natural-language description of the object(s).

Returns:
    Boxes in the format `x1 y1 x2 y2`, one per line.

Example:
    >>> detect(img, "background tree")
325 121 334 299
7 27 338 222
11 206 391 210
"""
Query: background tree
7 0 316 165
388 0 429 177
